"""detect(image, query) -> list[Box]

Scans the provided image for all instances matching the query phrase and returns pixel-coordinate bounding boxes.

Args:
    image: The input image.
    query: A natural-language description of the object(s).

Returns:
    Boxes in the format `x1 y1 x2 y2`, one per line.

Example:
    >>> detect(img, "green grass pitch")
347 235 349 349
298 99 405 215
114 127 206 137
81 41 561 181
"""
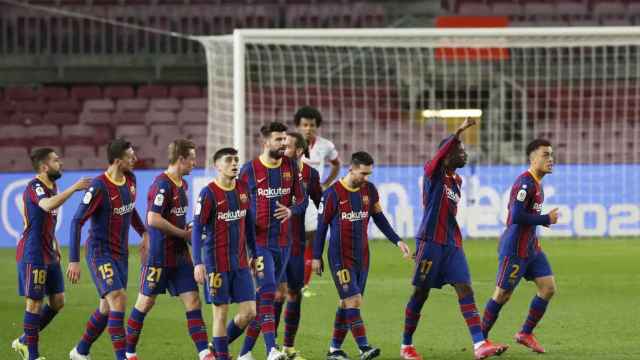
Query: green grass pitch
1 238 638 360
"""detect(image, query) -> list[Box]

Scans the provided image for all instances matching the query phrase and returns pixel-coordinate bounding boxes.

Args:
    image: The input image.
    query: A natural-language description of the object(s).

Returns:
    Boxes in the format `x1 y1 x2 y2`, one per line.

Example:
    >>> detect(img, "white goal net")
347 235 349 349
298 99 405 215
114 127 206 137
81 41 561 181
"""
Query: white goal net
196 28 640 239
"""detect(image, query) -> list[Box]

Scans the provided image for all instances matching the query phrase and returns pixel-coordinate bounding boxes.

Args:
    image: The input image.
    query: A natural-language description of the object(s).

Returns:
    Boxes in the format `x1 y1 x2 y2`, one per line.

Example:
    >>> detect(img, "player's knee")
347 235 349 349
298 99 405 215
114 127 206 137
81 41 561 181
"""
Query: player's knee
412 288 429 303
455 284 474 298
135 294 155 312
25 298 43 313
49 294 65 311
493 289 512 304
539 285 556 300
109 291 127 310
287 289 300 301
239 306 257 325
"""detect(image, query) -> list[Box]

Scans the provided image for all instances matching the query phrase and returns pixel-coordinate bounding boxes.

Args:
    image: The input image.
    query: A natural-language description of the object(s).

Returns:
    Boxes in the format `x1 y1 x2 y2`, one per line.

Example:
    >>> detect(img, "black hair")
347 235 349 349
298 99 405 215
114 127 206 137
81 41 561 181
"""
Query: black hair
526 139 552 157
351 151 374 167
107 138 133 164
293 106 323 127
30 147 55 172
260 121 288 138
213 147 238 162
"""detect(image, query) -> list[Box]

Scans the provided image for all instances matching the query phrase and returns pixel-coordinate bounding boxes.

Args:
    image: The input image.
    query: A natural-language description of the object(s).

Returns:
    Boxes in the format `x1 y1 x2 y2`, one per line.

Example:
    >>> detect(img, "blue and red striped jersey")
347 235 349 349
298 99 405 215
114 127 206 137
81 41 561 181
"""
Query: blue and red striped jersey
191 180 255 272
239 156 307 250
291 163 322 256
145 172 190 267
416 135 463 247
69 172 146 262
313 180 400 270
16 178 60 265
499 171 550 258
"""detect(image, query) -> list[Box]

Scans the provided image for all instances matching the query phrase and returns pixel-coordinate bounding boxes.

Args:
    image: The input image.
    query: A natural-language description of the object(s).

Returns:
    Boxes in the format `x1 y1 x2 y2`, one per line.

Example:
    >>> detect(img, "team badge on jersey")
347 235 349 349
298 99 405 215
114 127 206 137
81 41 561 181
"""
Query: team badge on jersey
362 195 369 206
154 193 165 206
318 201 324 214
83 190 93 204
517 189 527 202
240 193 248 203
35 185 45 196
130 185 136 195
283 171 292 181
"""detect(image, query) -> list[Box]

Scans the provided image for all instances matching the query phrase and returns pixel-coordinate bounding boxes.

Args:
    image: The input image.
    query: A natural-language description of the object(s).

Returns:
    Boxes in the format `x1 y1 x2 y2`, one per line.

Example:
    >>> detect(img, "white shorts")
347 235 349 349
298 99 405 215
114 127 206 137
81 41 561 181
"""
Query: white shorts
304 205 319 232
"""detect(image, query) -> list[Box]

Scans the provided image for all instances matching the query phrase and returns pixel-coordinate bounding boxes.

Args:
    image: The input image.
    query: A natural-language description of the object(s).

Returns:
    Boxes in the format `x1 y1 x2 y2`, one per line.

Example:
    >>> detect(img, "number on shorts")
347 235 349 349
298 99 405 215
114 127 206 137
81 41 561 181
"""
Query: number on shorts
31 269 46 285
98 263 114 280
146 267 162 282
510 264 520 279
419 260 433 275
208 273 222 289
336 269 351 285
254 256 265 272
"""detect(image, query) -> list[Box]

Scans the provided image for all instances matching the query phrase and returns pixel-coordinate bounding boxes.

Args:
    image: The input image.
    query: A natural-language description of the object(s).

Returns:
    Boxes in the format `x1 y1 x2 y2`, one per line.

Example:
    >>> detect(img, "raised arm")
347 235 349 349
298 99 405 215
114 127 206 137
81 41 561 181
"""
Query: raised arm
424 118 476 178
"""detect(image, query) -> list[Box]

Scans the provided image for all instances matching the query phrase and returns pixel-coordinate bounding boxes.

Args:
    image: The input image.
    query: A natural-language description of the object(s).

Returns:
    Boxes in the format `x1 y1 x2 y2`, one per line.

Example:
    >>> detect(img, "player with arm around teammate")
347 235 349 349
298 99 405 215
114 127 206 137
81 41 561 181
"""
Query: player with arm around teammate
12 148 91 360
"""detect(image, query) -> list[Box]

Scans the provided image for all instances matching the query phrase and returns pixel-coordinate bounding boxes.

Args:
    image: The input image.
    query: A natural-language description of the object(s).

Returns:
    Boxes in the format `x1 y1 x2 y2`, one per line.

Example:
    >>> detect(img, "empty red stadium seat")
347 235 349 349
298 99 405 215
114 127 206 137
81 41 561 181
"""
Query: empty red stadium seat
39 87 69 101
5 86 38 101
104 85 135 99
146 110 177 125
71 86 102 100
177 110 207 125
44 112 79 125
48 99 81 113
182 98 207 111
116 99 150 112
170 85 202 98
9 113 43 126
150 98 180 112
137 85 169 98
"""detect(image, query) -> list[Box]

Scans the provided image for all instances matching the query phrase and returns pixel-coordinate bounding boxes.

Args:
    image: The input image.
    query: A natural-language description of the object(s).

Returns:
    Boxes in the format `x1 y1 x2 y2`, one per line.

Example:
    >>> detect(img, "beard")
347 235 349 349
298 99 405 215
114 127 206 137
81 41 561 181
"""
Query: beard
268 148 284 159
47 169 62 181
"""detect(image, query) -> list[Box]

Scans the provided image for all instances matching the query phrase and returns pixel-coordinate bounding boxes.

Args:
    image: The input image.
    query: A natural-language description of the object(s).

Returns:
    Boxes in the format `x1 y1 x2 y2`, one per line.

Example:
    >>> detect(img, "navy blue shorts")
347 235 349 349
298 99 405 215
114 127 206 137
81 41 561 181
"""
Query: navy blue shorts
495 251 553 291
17 262 64 300
254 246 290 290
328 263 368 300
88 256 128 298
139 262 198 297
411 241 471 289
280 253 305 291
204 268 256 305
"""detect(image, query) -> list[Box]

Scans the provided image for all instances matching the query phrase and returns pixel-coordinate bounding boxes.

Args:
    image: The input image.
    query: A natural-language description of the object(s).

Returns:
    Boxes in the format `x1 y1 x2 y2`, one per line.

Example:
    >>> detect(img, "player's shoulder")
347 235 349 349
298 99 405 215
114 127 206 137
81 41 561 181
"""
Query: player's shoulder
235 179 250 194
364 181 379 193
316 135 335 146
514 171 535 188
125 170 137 183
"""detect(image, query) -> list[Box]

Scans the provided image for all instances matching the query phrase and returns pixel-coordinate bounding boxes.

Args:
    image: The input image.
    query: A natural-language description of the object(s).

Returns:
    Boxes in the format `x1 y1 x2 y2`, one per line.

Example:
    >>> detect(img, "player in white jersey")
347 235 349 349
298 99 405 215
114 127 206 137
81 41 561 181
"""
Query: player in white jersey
294 106 341 295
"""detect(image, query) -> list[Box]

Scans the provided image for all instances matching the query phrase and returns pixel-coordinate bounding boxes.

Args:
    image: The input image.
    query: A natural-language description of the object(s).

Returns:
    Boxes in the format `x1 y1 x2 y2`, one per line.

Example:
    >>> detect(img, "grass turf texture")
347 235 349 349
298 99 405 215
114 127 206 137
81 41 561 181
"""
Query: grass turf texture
1 238 638 360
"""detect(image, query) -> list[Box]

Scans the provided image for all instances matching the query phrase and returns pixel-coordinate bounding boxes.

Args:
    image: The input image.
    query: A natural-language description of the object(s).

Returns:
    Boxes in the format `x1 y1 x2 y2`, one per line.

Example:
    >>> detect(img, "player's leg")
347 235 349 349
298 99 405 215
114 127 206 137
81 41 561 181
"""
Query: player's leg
481 255 520 339
301 231 316 297
13 263 46 360
105 289 128 360
38 262 65 333
172 262 210 359
230 300 257 345
282 252 305 358
274 282 287 336
515 252 555 354
448 246 507 359
400 240 441 360
263 247 289 359
211 304 230 360
71 298 110 359
125 293 156 359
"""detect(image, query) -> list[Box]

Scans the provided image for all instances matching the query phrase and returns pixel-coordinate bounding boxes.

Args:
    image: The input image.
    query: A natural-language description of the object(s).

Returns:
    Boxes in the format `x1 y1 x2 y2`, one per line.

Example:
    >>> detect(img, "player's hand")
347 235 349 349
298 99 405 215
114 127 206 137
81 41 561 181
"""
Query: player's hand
184 227 192 241
547 208 560 224
66 262 81 283
194 264 206 285
73 177 92 192
274 201 292 221
397 241 411 259
312 259 323 276
455 117 476 136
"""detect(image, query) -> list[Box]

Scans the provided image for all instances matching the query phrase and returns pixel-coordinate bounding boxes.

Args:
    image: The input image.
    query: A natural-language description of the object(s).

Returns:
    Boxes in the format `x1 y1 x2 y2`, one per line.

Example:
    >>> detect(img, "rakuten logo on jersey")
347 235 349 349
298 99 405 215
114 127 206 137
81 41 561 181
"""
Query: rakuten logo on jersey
445 186 460 203
114 202 135 216
257 187 291 198
218 209 247 222
170 206 188 217
341 210 368 222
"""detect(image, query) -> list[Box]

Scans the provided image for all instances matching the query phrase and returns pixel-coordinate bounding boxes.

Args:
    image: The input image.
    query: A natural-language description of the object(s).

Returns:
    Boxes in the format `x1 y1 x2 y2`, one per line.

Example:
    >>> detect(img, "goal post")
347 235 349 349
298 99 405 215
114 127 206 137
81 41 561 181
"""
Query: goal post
195 27 640 239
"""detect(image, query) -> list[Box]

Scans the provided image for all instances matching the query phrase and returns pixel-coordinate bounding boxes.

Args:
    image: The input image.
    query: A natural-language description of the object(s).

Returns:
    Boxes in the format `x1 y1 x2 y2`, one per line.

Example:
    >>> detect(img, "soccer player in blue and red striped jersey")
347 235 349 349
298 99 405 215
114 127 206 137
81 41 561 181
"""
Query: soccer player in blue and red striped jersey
192 147 257 360
481 139 559 354
67 138 148 360
313 151 411 360
12 148 91 360
125 139 213 360
399 119 506 360
238 122 307 360
272 132 322 360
